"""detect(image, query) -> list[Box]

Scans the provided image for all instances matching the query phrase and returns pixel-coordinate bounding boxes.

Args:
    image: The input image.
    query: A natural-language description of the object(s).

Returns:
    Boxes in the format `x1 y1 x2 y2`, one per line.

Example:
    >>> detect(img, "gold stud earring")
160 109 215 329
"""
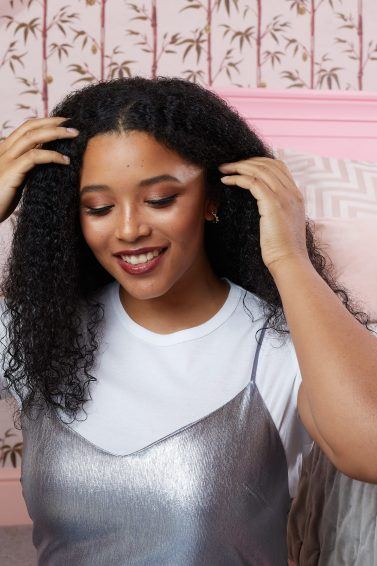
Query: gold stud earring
211 209 219 223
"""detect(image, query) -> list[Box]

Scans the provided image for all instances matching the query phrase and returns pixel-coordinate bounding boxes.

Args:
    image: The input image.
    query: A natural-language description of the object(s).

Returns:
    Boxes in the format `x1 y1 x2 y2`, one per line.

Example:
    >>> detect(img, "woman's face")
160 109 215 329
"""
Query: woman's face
79 131 215 300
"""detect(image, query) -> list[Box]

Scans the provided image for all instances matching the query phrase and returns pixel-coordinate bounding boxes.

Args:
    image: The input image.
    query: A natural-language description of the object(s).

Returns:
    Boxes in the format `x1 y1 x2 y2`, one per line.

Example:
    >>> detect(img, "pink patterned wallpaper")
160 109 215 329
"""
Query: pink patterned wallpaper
1 0 377 140
1 0 377 468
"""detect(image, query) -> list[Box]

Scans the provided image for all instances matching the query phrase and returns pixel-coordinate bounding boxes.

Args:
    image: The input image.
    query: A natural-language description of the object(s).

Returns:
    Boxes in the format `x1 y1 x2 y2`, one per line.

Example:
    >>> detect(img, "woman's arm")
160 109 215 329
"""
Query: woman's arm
218 156 377 482
270 255 377 483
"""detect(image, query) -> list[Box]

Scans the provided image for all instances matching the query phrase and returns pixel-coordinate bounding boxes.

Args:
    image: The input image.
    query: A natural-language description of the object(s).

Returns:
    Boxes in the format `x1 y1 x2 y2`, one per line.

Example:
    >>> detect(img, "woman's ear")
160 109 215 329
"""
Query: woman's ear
204 199 219 222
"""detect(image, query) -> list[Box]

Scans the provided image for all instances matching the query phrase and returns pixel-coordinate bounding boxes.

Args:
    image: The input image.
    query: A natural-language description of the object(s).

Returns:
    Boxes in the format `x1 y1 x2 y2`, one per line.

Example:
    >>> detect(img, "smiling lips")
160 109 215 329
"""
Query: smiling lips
116 247 167 275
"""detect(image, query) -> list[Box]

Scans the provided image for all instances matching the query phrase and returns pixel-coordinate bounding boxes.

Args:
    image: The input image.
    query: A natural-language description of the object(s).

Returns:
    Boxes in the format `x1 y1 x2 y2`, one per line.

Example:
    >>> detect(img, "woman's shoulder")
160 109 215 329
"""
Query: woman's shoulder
228 278 268 320
230 279 300 383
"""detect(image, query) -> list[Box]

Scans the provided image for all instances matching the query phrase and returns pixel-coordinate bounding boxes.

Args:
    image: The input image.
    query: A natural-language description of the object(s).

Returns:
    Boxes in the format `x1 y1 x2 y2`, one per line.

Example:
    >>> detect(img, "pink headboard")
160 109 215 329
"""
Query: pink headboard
214 87 377 162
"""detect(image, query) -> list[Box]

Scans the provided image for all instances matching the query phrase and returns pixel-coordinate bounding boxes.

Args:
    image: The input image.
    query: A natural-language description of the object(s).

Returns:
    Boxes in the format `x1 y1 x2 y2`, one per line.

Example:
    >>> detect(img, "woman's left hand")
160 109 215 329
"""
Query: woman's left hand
218 156 310 274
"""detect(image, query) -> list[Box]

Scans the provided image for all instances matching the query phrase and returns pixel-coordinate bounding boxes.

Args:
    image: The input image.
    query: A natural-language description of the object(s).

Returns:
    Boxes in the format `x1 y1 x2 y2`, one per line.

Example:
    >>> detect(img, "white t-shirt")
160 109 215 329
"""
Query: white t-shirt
0 277 314 498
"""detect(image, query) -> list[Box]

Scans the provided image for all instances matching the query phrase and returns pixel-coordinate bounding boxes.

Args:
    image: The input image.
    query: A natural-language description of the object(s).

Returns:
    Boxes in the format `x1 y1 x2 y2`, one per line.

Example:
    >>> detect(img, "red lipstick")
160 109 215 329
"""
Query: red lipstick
115 248 167 275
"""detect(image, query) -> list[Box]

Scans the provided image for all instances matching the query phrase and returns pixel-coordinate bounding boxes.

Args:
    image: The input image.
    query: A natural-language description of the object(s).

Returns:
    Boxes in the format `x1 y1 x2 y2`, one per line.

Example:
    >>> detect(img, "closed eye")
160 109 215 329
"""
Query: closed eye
83 195 178 216
146 195 177 207
84 205 113 216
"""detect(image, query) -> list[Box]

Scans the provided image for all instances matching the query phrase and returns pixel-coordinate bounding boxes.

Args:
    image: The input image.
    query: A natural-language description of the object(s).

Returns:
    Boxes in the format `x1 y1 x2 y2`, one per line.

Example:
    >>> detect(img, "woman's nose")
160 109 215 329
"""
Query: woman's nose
114 208 151 240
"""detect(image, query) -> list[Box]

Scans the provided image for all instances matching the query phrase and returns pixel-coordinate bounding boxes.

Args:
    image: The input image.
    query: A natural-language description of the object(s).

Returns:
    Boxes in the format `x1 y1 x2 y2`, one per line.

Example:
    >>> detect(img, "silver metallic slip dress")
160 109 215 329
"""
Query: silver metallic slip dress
20 325 291 565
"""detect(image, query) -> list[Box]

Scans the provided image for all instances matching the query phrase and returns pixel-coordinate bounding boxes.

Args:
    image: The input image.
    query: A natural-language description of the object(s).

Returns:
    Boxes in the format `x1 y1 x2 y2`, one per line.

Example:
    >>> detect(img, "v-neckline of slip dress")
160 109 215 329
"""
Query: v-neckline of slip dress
49 325 267 459
51 378 255 459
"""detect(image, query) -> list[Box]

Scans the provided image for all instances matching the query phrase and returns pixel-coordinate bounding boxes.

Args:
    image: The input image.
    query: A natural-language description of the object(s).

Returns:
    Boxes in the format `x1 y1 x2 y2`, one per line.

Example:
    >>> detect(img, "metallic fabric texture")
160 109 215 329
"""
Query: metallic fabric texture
20 325 291 565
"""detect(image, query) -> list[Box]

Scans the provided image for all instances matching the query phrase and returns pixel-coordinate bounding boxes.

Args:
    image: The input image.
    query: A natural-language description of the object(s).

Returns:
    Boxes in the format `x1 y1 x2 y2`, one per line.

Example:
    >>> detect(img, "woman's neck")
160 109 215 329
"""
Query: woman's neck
118 271 230 335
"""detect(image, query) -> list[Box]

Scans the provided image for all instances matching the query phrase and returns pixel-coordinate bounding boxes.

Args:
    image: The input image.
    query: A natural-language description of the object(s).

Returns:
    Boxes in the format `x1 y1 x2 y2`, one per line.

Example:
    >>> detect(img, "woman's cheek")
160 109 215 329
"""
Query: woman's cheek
168 207 205 254
79 214 111 251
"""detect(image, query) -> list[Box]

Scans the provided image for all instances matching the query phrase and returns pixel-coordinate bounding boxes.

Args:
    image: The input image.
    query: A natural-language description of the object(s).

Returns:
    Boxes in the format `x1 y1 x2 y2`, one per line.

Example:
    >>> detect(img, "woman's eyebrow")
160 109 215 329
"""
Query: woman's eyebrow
80 174 182 195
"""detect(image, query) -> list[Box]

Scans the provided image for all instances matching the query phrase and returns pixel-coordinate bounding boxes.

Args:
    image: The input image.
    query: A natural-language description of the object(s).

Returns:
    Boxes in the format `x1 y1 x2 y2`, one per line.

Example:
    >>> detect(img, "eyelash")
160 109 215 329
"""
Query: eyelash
84 195 177 216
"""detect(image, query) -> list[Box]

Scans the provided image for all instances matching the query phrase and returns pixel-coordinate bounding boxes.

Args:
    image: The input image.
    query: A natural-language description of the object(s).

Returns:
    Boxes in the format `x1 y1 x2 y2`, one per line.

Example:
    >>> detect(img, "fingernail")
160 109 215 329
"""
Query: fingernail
66 128 79 134
63 155 70 162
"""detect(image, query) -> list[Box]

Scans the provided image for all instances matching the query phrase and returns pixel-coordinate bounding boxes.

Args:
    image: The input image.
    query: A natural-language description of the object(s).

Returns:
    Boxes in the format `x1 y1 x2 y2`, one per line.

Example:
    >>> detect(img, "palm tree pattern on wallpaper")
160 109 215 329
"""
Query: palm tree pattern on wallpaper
0 0 377 466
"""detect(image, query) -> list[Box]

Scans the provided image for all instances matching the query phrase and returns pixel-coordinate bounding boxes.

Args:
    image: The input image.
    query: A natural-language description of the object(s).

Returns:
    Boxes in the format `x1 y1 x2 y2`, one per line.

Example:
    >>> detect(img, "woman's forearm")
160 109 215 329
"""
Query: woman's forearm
270 255 377 480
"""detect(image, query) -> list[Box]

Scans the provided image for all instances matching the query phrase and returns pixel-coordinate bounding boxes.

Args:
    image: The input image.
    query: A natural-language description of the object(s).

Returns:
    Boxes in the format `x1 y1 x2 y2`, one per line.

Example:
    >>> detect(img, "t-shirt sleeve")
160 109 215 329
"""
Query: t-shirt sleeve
256 328 315 499
286 339 315 494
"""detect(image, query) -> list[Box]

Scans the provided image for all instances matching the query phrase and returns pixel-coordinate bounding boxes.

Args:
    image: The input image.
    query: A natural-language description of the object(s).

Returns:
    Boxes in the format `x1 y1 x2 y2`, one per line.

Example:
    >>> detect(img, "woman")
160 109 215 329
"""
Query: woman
0 76 376 565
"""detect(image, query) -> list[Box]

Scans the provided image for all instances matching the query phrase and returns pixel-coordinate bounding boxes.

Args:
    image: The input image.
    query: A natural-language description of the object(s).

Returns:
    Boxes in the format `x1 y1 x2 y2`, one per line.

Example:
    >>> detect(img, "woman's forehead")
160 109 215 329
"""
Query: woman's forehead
81 132 203 184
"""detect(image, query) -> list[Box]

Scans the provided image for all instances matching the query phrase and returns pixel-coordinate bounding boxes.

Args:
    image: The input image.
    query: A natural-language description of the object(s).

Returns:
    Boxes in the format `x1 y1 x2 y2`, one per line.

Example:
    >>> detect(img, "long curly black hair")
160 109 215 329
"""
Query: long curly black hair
1 76 375 428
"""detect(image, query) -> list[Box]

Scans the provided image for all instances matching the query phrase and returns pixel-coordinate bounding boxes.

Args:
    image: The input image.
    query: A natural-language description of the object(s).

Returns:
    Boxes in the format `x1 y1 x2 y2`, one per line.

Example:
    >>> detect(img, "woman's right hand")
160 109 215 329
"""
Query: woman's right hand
0 116 79 223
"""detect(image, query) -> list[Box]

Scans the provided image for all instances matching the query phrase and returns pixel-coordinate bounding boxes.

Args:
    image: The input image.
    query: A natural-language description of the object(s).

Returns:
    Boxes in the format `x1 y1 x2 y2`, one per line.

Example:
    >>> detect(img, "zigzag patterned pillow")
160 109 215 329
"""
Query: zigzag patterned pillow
274 147 377 219
274 148 377 322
